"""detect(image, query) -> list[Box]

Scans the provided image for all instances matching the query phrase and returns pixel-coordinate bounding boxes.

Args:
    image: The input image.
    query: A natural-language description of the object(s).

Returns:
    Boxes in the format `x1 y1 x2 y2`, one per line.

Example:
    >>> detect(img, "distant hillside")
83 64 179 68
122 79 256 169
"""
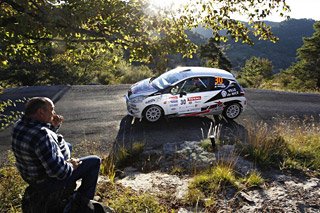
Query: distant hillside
192 21 279 38
192 19 317 72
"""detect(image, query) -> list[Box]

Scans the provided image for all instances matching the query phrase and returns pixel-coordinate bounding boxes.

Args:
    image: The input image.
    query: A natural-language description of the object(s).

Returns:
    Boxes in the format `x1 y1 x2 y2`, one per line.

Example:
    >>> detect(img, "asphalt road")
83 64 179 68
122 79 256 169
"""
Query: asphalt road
1 85 319 162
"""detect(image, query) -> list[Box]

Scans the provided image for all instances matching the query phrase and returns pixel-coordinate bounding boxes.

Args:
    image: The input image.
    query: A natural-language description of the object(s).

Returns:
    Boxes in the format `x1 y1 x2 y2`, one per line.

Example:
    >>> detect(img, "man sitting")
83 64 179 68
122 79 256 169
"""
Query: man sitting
11 97 101 207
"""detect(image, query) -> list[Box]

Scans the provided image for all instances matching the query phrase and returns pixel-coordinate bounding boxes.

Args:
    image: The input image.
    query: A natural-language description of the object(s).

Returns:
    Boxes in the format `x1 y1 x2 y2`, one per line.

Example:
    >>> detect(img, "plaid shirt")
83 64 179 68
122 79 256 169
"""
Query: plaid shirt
11 116 73 184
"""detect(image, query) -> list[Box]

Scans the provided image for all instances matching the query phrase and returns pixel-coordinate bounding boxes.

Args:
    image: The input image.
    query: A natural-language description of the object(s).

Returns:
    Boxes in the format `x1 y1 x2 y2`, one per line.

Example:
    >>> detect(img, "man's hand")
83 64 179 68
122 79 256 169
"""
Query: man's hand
52 114 64 127
67 158 82 170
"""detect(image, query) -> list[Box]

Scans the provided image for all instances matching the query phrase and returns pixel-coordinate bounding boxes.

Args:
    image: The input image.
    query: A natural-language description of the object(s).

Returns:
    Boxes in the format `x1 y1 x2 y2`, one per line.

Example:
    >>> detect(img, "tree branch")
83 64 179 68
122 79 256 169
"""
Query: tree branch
3 0 25 13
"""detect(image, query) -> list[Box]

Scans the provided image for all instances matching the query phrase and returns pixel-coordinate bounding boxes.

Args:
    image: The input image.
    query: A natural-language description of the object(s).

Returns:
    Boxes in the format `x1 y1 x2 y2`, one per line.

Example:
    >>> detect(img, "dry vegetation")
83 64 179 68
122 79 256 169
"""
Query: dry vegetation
1 116 319 212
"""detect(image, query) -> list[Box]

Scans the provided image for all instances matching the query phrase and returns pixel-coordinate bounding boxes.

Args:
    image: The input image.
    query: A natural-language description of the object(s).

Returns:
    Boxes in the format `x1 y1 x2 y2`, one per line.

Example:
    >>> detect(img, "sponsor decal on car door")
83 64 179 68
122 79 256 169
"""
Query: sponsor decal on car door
184 91 225 116
178 93 203 115
166 95 179 114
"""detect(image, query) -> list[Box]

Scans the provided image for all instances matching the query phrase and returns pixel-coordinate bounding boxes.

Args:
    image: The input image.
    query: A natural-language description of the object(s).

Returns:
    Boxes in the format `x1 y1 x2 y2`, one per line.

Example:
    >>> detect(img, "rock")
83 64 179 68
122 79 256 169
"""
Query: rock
113 141 320 212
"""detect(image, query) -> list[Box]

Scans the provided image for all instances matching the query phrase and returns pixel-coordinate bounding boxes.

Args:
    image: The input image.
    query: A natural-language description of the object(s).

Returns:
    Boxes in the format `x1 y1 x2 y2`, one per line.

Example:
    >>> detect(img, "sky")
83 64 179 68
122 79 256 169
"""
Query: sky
149 0 320 22
274 0 320 22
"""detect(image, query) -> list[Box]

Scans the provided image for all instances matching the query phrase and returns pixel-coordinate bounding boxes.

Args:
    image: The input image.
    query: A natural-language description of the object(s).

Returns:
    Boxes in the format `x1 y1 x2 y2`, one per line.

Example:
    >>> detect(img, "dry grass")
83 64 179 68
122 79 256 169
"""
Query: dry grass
2 116 319 212
97 181 171 212
237 116 320 175
275 116 320 173
236 120 288 168
186 161 264 209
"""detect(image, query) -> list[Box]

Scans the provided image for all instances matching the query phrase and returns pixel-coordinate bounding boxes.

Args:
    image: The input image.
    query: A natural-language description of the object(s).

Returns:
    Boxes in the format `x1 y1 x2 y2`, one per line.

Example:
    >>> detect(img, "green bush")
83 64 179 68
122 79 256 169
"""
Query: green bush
0 151 27 213
120 65 154 84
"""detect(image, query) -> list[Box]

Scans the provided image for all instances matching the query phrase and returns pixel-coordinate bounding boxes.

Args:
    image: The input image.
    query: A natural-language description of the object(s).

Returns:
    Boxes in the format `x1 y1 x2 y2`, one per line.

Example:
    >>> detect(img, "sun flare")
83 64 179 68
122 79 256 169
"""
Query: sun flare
148 0 186 9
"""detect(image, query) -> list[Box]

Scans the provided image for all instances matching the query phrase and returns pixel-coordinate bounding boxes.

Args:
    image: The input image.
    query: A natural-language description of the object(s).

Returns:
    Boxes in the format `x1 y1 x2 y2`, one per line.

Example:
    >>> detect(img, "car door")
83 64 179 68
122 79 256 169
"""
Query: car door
166 77 227 116
176 77 214 116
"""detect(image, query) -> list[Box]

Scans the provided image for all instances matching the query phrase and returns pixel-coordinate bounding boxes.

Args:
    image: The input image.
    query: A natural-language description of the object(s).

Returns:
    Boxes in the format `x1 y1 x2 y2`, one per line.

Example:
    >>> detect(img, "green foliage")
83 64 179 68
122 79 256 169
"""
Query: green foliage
200 139 214 152
114 142 145 169
120 65 154 84
1 0 292 82
97 53 154 85
275 117 320 173
0 151 27 213
187 164 236 206
97 182 169 212
0 0 196 73
100 143 145 182
237 121 288 167
199 38 232 71
186 163 264 207
100 142 145 183
100 155 116 183
235 77 250 88
281 21 320 91
0 98 26 130
0 42 100 86
279 61 318 92
240 56 274 88
170 167 184 175
245 171 264 187
0 41 153 86
237 117 320 174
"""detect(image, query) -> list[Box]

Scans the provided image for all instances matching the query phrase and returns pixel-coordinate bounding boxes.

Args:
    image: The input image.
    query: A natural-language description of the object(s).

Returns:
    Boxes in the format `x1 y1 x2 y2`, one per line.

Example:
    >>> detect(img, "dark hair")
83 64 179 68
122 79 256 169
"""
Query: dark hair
25 97 50 116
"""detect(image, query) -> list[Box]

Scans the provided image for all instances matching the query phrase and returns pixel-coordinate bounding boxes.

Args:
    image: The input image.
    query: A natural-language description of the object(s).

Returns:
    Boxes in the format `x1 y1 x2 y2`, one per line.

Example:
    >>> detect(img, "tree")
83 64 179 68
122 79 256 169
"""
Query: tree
1 0 290 72
199 37 232 71
284 21 320 91
0 0 196 72
181 0 290 44
241 56 274 88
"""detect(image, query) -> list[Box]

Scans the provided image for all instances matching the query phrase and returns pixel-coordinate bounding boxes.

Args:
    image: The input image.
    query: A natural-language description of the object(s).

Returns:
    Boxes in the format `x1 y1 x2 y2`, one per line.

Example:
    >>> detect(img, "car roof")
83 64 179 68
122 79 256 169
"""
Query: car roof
169 66 235 80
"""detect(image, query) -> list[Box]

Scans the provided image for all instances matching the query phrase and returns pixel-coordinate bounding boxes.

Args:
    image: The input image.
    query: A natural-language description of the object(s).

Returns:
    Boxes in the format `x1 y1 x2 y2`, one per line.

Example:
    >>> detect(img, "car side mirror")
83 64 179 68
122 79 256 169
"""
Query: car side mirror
179 91 187 98
170 86 179 95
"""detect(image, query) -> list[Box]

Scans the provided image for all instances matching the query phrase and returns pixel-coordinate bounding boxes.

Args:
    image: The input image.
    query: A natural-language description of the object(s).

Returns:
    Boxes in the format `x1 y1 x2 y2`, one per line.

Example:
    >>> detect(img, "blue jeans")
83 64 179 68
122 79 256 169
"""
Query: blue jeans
66 155 101 199
65 143 101 199
30 143 101 200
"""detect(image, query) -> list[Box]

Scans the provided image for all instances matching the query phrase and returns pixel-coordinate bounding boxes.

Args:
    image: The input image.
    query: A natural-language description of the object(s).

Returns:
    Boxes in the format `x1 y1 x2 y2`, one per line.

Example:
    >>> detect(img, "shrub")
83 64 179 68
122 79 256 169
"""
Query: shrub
120 65 154 84
200 139 214 152
0 151 27 213
245 171 264 187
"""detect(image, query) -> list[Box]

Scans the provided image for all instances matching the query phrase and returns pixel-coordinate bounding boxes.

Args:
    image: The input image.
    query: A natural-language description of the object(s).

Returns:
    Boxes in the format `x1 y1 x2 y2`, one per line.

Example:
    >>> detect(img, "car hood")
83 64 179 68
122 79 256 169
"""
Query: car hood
129 78 158 97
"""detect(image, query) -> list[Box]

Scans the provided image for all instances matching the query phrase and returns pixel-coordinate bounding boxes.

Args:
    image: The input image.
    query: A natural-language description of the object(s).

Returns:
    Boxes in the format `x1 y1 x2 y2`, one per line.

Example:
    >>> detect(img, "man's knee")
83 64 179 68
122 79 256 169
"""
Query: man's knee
87 155 101 168
92 155 101 167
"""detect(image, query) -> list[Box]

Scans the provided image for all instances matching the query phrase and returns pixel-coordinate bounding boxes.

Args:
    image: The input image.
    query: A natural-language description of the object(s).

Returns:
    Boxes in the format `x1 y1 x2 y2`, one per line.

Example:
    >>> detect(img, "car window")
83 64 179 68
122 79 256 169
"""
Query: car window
151 71 184 90
208 77 229 90
180 77 211 93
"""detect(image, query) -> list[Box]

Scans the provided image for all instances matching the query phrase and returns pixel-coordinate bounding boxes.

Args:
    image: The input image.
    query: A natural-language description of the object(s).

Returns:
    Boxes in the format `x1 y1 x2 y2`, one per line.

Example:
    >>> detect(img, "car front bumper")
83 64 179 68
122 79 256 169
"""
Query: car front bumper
126 95 143 118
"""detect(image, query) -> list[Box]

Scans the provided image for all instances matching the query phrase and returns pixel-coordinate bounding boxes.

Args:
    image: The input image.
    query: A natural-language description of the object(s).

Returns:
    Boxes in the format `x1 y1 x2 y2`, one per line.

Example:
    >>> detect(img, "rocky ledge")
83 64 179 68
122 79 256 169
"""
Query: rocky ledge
99 141 320 212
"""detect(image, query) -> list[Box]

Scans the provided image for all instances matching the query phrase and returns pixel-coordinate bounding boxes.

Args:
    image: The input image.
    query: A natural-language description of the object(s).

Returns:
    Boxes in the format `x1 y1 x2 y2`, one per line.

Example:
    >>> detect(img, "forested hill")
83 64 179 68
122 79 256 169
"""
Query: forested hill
193 19 317 72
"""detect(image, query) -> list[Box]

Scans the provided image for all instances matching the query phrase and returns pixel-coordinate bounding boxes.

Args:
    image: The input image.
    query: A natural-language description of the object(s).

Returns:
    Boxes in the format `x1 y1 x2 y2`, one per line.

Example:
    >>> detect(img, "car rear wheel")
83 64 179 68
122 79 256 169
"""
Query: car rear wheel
144 105 163 122
223 103 241 120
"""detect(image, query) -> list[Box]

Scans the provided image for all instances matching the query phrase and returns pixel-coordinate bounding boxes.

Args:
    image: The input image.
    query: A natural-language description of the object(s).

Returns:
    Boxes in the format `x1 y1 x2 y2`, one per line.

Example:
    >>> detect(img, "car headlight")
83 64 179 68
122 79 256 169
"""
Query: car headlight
130 96 145 103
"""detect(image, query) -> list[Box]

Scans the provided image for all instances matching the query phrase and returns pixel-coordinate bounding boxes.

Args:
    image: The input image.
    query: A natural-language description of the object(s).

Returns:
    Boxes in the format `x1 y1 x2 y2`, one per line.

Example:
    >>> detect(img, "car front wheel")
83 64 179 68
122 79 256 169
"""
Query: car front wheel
144 105 163 122
223 103 241 120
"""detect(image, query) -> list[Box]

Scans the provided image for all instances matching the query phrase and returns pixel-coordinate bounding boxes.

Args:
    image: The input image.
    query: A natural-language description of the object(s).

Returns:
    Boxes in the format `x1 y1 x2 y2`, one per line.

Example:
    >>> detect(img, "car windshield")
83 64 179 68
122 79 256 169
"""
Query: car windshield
151 68 186 90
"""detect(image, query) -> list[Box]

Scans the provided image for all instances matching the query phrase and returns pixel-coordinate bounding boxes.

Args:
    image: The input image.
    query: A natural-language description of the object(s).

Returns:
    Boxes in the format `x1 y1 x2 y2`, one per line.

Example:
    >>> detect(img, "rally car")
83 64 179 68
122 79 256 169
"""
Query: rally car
126 66 247 122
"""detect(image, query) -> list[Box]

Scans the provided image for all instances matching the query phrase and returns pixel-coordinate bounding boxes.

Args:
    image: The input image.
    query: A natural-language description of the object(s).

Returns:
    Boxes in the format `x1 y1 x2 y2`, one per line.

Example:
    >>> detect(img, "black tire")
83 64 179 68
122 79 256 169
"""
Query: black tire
223 103 241 120
144 105 163 122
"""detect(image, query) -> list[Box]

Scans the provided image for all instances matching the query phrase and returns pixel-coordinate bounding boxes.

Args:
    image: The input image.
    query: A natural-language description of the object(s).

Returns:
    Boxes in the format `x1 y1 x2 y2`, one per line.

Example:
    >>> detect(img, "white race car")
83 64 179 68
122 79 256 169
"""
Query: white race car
126 67 247 122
